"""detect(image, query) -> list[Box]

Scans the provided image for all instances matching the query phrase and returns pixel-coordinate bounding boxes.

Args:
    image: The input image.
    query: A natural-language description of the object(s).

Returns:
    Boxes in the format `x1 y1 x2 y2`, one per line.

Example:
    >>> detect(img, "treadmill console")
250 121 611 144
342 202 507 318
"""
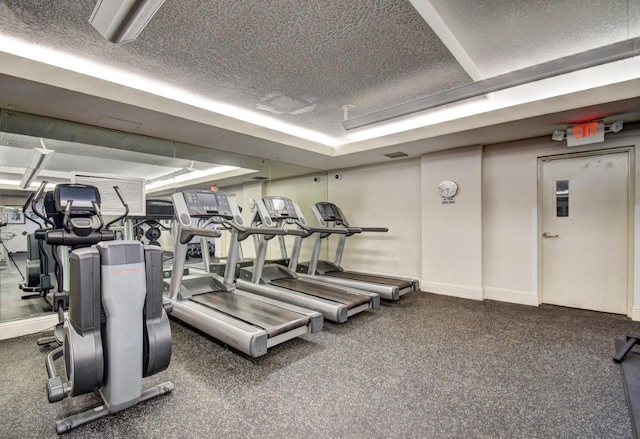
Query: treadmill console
315 202 344 222
144 199 174 219
263 196 298 220
182 190 233 219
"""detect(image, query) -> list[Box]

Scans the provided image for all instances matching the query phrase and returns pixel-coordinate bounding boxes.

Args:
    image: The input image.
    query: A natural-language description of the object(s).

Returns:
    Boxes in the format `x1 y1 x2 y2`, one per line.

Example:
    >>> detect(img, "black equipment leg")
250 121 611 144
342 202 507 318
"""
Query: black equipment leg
614 334 640 363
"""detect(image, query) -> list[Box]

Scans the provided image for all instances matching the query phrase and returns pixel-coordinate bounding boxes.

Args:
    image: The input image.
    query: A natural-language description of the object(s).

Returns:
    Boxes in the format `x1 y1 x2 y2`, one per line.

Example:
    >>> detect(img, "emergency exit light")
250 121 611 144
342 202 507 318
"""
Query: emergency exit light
551 120 623 147
567 121 604 146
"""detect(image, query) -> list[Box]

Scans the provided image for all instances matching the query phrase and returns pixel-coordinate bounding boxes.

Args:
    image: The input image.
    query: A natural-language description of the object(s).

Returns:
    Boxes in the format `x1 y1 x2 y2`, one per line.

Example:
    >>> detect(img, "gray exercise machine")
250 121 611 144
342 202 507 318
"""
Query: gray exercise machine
236 196 379 323
296 202 419 300
19 191 56 300
44 183 174 434
167 189 323 357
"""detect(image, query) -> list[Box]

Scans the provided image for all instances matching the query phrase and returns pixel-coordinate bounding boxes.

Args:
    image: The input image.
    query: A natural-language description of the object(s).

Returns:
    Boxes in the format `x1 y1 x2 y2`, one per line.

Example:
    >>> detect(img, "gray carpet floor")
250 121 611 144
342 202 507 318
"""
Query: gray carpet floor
0 252 52 321
0 292 638 438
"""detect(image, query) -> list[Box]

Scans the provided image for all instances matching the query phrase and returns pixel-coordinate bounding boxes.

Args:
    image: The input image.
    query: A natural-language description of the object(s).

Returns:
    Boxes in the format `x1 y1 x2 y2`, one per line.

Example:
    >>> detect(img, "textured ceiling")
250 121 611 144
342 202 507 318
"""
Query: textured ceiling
0 0 472 137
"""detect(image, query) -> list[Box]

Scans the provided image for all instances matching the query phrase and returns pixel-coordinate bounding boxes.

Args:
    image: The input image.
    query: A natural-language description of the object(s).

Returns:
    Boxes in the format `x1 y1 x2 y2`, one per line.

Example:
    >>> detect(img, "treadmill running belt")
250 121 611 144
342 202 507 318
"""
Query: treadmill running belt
326 271 412 289
191 292 309 338
271 278 370 309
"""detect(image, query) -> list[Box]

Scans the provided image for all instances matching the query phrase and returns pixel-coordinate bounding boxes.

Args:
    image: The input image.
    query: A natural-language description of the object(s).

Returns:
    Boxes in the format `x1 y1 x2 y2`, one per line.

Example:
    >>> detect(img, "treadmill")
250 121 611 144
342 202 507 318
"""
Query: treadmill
166 189 323 357
236 196 379 323
296 202 419 301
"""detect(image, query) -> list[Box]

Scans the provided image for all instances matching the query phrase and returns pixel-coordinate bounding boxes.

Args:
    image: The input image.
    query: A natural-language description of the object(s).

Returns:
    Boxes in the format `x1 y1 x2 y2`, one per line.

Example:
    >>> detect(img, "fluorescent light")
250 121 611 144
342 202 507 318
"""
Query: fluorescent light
19 147 55 189
145 165 241 191
146 167 194 184
89 0 166 44
0 179 56 190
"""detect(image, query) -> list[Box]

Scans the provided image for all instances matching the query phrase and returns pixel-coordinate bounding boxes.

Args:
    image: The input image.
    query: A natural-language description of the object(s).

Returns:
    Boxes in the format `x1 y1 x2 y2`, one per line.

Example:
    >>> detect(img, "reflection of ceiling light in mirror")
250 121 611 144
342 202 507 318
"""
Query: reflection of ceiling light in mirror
146 167 194 184
0 36 341 147
144 165 241 191
0 179 56 190
19 146 55 189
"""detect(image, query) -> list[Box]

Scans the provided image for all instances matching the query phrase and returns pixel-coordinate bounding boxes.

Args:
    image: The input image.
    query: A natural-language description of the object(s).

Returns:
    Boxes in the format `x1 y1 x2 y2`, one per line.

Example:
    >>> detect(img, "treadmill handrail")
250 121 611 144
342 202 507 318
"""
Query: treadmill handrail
358 227 388 233
292 219 346 238
308 226 347 236
179 226 222 244
220 218 289 241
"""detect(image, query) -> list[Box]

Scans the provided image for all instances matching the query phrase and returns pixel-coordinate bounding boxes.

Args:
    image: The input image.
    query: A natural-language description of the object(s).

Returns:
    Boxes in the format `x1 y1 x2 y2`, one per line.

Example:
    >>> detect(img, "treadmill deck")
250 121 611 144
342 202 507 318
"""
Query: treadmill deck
191 292 309 337
325 270 413 289
272 278 370 309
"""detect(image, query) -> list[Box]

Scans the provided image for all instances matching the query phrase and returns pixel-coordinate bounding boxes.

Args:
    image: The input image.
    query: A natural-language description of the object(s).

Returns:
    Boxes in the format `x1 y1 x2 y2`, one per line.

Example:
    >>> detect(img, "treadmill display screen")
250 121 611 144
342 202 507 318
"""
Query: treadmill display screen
184 190 233 218
263 196 297 219
316 202 342 221
272 198 285 211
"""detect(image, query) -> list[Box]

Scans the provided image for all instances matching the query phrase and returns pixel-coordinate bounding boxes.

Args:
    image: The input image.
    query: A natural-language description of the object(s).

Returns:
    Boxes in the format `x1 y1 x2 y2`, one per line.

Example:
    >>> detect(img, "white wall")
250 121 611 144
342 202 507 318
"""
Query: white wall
328 159 422 279
323 127 640 320
483 130 640 314
421 145 483 300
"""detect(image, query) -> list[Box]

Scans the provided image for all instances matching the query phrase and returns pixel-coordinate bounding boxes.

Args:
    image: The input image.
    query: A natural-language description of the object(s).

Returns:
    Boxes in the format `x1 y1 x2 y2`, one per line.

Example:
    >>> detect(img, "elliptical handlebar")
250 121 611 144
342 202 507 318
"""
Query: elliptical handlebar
105 186 129 230
92 201 105 231
22 192 35 213
62 200 73 232
22 192 42 228
31 181 56 228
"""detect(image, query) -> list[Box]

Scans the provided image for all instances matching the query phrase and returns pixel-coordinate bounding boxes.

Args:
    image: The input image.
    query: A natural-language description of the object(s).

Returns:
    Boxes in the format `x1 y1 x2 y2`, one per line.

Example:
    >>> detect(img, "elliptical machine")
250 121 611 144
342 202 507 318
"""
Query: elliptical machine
19 191 55 299
41 182 173 434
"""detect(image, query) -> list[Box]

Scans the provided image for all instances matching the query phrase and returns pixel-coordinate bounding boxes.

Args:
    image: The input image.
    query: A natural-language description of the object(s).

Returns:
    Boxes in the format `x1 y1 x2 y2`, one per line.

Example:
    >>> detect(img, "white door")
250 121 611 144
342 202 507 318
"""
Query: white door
541 150 630 314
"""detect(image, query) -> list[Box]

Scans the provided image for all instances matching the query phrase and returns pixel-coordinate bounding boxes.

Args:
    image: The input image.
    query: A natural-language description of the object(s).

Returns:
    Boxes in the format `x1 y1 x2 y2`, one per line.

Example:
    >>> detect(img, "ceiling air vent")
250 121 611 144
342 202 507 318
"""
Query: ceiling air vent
384 152 408 159
251 176 269 180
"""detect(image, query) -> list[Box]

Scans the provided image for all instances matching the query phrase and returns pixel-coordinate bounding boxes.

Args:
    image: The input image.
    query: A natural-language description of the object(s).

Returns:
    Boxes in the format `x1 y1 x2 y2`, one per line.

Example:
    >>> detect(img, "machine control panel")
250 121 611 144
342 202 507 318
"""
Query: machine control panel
263 196 298 220
182 190 233 219
144 199 174 219
55 184 101 213
314 202 344 221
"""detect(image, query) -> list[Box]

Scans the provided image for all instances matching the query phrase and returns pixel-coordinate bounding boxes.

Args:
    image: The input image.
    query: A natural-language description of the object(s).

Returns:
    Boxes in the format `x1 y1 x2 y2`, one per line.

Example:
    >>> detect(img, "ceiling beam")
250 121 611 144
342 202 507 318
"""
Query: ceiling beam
342 37 640 131
408 0 484 81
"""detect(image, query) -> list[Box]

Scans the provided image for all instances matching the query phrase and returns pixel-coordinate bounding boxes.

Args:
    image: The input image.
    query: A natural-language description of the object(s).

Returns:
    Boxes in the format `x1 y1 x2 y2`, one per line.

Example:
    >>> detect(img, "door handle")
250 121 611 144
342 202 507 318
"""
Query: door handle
542 232 559 238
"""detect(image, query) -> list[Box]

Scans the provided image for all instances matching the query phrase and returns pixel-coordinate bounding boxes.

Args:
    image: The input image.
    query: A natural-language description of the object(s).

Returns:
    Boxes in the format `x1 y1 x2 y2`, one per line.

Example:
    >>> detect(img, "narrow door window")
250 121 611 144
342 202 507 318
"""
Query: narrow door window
556 180 569 218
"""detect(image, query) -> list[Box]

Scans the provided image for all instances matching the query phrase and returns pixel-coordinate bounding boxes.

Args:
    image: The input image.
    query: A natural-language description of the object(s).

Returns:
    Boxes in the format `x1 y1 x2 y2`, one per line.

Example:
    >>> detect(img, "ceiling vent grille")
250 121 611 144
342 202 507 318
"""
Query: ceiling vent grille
251 176 269 180
384 152 408 159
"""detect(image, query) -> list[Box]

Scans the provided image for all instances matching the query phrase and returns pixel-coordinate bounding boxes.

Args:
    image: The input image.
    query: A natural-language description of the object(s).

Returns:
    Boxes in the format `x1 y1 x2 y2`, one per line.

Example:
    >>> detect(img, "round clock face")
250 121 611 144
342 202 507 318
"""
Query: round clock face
439 180 458 198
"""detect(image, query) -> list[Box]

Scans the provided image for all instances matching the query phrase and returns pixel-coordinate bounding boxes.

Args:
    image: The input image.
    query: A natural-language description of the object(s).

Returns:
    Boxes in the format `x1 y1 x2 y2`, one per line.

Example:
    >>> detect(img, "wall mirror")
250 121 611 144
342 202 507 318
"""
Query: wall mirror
0 110 327 323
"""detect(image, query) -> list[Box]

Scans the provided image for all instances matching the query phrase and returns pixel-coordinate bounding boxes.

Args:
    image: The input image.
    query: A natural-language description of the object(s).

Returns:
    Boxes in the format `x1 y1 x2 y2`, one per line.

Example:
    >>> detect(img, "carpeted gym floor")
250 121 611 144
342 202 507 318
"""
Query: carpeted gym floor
0 291 638 438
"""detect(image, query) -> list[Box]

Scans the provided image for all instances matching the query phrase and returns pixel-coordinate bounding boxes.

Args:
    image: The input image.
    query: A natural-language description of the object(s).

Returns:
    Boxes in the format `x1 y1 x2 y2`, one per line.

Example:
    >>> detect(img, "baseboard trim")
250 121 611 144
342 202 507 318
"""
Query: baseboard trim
631 307 640 322
0 314 58 340
421 280 483 301
484 287 539 307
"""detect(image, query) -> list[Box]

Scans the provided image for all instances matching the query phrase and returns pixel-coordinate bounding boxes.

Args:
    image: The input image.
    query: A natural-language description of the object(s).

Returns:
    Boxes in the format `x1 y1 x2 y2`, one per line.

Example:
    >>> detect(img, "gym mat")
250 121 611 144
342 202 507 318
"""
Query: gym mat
615 338 640 439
